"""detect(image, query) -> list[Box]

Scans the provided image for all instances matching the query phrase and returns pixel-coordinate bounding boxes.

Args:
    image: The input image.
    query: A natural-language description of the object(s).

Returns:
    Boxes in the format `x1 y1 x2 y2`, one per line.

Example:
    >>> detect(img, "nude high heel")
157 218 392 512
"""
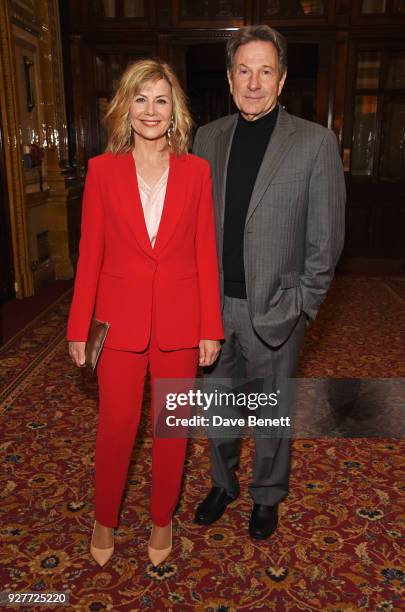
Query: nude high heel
147 521 172 567
90 520 114 567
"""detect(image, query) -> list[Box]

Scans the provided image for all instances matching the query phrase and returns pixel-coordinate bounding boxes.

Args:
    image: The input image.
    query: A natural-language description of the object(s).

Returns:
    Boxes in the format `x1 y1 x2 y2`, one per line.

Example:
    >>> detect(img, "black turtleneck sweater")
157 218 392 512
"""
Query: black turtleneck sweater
223 104 279 299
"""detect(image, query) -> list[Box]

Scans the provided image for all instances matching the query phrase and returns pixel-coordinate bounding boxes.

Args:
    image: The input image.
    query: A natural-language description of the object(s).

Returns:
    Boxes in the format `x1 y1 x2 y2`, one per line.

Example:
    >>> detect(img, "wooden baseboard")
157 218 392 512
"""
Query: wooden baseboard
33 259 55 293
336 258 405 276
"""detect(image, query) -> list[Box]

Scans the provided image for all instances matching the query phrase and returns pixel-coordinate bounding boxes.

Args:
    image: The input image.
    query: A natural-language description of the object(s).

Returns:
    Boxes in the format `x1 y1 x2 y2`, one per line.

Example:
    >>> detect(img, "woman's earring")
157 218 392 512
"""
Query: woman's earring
128 120 133 144
166 117 174 147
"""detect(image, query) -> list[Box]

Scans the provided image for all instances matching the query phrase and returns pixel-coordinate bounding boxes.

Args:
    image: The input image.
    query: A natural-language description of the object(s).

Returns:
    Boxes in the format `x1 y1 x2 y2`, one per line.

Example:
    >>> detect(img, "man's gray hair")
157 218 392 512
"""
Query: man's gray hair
226 25 287 78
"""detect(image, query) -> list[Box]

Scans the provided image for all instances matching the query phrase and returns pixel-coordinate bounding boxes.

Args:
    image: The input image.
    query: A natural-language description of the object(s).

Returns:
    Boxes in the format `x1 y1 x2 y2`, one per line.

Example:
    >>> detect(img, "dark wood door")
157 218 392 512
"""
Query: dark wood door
344 44 405 261
186 42 231 129
186 40 326 129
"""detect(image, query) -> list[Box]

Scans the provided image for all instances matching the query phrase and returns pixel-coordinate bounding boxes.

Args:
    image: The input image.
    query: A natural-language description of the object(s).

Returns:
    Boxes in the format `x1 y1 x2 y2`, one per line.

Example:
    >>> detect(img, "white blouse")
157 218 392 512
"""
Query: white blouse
137 168 169 248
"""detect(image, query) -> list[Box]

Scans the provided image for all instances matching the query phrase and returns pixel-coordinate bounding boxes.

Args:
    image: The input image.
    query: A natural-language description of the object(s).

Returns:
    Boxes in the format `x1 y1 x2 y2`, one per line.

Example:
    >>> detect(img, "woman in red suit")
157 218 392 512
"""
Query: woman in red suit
67 59 223 567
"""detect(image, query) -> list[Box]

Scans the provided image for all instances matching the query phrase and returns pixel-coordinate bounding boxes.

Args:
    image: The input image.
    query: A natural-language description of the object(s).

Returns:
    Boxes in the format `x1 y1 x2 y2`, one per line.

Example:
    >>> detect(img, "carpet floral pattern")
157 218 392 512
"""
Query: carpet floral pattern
0 278 404 611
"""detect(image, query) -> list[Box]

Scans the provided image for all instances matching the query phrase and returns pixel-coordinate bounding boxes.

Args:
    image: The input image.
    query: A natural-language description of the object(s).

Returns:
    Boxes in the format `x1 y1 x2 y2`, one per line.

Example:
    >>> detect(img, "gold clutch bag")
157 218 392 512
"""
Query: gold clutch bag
85 318 111 372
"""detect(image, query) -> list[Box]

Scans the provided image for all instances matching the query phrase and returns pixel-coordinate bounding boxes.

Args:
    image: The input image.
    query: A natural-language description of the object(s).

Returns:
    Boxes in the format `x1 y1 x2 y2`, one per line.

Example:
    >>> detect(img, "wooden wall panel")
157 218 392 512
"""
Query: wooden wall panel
60 0 405 264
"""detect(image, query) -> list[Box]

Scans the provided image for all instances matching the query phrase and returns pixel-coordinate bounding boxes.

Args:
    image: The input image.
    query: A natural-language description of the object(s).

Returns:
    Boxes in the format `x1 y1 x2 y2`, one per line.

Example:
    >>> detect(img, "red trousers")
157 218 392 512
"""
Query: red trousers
94 321 199 528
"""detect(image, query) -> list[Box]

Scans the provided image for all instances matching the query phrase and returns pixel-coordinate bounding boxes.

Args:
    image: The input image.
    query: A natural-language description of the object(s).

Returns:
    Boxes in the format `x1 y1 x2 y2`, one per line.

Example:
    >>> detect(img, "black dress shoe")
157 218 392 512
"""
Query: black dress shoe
194 487 237 525
249 503 278 540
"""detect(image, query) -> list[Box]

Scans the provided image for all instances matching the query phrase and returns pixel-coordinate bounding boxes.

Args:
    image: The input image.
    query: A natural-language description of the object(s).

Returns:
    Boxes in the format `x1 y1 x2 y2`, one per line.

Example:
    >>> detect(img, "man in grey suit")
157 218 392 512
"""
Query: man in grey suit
193 25 346 539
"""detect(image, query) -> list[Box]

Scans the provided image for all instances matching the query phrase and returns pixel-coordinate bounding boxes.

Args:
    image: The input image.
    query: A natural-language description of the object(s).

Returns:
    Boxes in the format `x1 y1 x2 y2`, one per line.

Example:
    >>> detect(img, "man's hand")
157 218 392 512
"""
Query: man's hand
69 341 86 367
199 339 221 367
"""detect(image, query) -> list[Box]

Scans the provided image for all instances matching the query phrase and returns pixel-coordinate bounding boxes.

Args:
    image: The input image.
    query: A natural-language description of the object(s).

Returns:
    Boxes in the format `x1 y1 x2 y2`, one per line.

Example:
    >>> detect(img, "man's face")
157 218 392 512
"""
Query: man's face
227 40 287 121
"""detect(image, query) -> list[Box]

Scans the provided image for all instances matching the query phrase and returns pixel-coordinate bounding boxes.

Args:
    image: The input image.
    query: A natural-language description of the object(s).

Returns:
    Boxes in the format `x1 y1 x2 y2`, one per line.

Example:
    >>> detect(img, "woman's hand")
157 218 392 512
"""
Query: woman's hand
69 341 87 367
199 339 221 367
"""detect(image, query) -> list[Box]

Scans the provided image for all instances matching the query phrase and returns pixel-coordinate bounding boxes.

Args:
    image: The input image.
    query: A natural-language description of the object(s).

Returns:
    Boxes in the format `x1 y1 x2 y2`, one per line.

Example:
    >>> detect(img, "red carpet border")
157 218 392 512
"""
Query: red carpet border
0 277 404 611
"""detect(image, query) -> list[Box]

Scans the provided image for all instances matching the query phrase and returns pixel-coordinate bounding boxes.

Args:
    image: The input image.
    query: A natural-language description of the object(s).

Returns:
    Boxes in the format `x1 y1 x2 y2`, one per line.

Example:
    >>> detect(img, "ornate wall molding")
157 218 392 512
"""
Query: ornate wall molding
39 0 69 163
35 0 73 279
0 0 33 297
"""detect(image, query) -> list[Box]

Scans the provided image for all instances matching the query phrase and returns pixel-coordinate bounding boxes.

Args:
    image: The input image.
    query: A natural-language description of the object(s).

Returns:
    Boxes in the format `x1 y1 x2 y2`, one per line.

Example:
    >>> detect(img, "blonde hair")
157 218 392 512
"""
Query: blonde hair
104 58 193 156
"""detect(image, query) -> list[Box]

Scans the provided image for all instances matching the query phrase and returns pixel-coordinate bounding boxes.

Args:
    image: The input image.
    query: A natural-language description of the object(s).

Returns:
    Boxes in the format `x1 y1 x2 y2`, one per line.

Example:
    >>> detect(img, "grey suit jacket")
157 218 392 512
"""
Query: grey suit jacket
193 102 346 348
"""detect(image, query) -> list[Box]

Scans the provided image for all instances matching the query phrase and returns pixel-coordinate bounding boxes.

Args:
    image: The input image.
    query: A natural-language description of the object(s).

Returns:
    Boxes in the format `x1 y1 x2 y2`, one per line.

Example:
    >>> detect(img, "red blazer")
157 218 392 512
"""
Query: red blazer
66 151 224 351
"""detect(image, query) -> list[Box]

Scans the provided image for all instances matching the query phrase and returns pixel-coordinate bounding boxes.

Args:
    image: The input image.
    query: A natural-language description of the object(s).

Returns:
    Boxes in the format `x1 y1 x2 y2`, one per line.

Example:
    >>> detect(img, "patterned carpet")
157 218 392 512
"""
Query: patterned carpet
0 278 404 611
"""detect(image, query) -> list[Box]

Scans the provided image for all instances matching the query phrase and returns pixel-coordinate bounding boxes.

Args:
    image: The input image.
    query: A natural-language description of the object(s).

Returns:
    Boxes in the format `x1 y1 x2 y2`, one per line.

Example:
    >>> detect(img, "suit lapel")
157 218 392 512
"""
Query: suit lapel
215 114 238 227
153 153 187 255
120 152 187 258
245 104 296 225
120 152 154 257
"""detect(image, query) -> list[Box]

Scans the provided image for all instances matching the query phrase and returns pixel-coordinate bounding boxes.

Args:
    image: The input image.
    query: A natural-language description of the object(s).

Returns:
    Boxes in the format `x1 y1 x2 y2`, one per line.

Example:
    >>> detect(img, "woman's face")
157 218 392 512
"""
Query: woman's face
129 78 173 143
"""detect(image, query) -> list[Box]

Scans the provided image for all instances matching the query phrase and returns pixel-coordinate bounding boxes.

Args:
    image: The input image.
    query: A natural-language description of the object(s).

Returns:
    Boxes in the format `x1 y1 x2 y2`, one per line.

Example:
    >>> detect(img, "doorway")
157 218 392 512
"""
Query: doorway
186 41 320 128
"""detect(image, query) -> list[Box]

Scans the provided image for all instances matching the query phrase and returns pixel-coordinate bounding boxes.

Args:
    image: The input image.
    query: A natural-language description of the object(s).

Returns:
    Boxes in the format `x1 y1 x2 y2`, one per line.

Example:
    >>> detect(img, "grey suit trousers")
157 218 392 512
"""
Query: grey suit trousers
205 295 307 506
